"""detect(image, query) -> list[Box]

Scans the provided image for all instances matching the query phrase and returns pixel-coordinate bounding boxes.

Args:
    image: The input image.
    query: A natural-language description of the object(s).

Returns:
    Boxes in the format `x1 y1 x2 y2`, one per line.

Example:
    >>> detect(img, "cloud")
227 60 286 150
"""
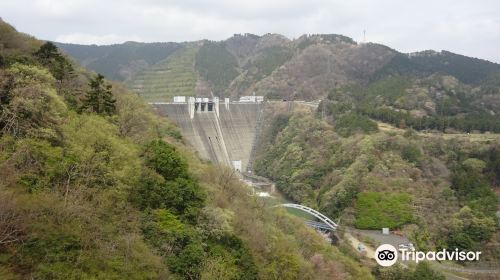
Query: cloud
1 0 499 62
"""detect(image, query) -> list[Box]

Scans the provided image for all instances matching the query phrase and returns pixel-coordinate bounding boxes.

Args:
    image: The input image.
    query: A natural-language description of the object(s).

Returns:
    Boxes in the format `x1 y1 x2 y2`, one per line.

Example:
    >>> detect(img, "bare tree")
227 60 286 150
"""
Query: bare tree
217 166 237 192
0 193 25 246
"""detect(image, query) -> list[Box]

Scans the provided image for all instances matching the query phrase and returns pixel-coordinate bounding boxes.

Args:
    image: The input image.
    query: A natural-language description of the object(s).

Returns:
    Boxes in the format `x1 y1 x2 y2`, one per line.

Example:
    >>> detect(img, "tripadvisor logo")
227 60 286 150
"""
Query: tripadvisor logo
374 244 481 266
375 244 398 266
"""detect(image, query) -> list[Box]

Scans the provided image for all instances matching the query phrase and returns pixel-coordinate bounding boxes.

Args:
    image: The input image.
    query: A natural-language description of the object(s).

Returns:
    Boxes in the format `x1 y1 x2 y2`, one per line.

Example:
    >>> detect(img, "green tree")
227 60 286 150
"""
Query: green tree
131 169 167 209
142 209 205 278
168 242 205 279
1 63 67 137
81 74 116 115
133 175 205 221
143 140 188 180
138 140 205 221
33 42 60 61
446 206 495 250
34 42 73 80
162 177 205 220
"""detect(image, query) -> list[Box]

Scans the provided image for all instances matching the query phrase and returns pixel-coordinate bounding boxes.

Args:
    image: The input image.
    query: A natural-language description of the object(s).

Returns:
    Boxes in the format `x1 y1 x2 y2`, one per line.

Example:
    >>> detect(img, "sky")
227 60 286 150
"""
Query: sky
1 0 499 63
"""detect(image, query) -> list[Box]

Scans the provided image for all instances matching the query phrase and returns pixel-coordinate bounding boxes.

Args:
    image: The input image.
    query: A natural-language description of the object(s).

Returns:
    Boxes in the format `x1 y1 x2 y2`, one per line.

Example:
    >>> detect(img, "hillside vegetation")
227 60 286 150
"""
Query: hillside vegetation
39 18 500 275
376 51 500 85
0 18 378 280
254 105 499 265
321 74 500 134
128 45 198 102
195 41 239 94
56 41 182 81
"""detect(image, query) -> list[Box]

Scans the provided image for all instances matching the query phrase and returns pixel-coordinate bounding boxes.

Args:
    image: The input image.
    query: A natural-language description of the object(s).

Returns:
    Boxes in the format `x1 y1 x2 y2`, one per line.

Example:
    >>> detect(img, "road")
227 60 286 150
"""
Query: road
352 229 410 248
343 230 500 280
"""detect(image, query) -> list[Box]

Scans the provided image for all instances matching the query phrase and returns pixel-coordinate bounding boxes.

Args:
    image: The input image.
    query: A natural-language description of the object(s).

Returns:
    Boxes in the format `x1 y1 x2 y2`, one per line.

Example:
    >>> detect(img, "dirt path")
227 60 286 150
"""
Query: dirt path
377 121 500 142
344 231 375 259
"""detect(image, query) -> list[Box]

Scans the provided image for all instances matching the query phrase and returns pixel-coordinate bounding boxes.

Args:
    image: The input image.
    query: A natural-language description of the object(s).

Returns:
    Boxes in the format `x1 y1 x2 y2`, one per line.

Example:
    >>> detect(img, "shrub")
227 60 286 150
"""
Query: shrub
401 144 422 165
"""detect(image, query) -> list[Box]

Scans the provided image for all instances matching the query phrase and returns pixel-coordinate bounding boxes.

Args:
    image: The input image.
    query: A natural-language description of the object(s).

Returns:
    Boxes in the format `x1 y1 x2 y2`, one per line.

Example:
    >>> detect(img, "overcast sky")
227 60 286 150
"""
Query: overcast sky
1 0 499 62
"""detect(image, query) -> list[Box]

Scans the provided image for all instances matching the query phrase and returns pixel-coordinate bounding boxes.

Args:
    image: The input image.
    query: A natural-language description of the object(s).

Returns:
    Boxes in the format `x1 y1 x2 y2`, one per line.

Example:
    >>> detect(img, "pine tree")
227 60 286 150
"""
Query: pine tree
34 42 73 80
34 42 60 61
81 74 116 115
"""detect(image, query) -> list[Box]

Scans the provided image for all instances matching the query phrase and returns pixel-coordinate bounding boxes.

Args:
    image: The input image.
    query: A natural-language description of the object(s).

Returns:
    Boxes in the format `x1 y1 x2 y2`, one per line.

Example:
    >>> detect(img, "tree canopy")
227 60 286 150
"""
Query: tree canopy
81 73 116 115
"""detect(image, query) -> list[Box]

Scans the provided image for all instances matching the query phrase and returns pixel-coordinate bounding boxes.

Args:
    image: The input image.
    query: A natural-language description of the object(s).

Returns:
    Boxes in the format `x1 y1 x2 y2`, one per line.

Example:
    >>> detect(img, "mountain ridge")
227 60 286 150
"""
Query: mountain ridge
56 33 500 102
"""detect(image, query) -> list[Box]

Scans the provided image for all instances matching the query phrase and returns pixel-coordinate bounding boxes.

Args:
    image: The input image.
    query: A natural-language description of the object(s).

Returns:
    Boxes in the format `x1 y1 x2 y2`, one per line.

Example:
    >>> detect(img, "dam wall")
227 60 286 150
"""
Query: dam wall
153 100 262 172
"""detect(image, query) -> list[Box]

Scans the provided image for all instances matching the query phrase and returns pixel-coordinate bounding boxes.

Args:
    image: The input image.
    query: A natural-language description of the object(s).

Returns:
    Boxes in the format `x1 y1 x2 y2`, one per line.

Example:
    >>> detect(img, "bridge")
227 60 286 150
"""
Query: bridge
277 203 338 231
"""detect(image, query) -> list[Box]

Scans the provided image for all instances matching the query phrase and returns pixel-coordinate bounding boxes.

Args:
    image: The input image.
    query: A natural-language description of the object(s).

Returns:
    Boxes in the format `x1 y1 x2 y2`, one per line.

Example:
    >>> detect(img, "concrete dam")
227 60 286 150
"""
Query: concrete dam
152 97 263 172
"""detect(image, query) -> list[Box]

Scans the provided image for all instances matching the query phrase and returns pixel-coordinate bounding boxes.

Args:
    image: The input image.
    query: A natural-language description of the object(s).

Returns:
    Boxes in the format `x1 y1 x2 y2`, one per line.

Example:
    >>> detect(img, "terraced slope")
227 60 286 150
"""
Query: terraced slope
128 44 199 102
55 41 182 81
58 33 500 102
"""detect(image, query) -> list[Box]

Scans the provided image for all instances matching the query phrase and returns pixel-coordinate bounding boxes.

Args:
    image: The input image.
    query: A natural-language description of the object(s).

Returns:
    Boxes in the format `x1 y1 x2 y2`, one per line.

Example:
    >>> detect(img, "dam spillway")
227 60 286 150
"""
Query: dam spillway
152 98 262 172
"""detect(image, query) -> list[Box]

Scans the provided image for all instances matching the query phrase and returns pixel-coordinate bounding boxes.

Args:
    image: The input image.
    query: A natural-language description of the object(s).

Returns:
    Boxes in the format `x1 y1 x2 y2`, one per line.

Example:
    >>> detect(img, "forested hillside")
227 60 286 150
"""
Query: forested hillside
55 41 182 81
59 35 500 130
322 74 500 133
375 51 500 85
0 19 375 280
254 103 499 266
